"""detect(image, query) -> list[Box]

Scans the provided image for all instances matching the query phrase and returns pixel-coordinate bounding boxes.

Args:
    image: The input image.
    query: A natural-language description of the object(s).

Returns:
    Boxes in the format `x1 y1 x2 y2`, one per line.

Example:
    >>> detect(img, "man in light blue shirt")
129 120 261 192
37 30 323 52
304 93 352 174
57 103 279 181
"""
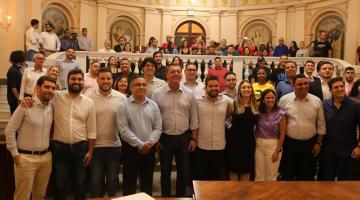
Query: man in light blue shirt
117 76 162 196
58 47 80 89
152 64 198 197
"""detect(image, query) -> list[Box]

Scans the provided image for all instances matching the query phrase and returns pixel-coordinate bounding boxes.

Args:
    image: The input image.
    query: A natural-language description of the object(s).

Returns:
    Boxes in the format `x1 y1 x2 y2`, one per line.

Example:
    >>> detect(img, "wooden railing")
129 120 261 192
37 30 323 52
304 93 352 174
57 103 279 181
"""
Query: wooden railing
45 51 359 82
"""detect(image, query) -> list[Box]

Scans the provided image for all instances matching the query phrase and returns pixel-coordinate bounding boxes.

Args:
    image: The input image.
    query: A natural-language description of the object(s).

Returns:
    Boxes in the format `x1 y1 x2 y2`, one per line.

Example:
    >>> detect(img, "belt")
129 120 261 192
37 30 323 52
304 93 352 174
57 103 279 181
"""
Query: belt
18 148 49 155
53 140 87 148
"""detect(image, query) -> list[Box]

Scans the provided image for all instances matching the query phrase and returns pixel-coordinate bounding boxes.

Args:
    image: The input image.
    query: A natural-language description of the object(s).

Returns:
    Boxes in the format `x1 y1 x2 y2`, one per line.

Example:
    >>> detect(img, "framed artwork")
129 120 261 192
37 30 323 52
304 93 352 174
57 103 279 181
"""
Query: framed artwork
243 21 272 47
42 7 68 37
315 16 345 59
110 20 136 47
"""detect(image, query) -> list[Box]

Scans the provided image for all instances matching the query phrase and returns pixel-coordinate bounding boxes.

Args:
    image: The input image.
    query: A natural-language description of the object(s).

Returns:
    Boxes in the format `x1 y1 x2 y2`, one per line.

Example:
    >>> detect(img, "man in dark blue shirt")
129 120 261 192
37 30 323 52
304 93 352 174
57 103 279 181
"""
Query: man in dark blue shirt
7 51 25 114
273 37 289 57
320 77 360 180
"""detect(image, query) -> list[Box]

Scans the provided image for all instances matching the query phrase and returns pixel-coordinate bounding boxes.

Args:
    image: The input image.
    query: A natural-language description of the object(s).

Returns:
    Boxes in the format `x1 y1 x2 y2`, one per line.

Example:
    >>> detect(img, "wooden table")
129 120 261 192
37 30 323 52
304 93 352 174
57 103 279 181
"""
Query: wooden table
193 181 360 200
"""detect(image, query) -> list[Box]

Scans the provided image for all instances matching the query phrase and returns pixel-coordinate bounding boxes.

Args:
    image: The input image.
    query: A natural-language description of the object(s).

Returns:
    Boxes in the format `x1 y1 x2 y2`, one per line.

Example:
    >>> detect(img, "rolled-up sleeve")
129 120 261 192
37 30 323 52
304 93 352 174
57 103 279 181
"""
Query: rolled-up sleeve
189 92 199 130
86 101 97 139
148 103 162 146
316 102 326 135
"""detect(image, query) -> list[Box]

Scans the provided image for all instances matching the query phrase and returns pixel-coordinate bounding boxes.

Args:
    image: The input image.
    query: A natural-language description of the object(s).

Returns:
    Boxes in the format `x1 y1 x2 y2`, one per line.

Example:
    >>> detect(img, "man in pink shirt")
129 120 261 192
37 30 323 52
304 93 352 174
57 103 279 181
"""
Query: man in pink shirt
207 57 228 92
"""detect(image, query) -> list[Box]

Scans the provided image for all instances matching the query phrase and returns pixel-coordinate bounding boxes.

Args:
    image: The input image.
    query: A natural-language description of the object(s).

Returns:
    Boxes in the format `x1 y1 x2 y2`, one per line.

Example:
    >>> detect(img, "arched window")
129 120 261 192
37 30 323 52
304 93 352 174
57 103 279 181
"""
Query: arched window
175 20 206 48
42 7 69 37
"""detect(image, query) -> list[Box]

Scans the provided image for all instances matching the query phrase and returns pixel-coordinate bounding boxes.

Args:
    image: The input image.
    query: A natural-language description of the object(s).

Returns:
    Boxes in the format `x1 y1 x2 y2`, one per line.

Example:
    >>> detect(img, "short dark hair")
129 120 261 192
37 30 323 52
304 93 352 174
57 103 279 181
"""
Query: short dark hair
129 75 145 88
67 68 83 81
119 58 130 64
141 57 156 69
293 74 307 84
227 44 235 48
9 50 25 64
305 60 315 65
205 75 219 86
316 61 333 72
81 28 87 32
349 80 360 97
214 56 221 61
328 77 344 91
166 63 181 74
30 19 39 26
37 75 56 86
153 51 162 58
345 66 355 72
185 62 198 70
224 72 236 79
285 61 297 67
45 23 54 28
98 67 112 76
258 89 279 113
66 47 75 52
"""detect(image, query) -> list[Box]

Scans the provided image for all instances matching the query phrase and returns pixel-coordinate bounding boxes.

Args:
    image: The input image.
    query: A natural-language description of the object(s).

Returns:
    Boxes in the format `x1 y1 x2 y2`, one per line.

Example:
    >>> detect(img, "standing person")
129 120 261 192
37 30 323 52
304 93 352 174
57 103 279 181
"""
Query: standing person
98 40 116 53
145 39 159 54
141 57 166 97
41 23 61 57
252 68 275 102
78 28 91 51
255 89 286 181
5 76 56 200
356 45 360 65
87 68 126 197
7 51 25 114
181 63 205 98
296 41 309 57
270 55 288 86
25 19 43 61
107 56 119 81
279 74 326 180
19 53 47 101
312 30 332 58
152 64 198 197
83 60 100 94
349 80 360 100
153 51 167 80
288 41 299 57
207 57 228 92
179 40 192 55
276 61 297 100
227 80 258 181
319 77 360 180
58 47 80 89
118 58 136 83
220 72 238 100
117 76 162 196
114 36 126 52
303 60 318 82
344 67 356 96
194 76 233 180
273 38 288 57
60 29 80 52
309 61 334 101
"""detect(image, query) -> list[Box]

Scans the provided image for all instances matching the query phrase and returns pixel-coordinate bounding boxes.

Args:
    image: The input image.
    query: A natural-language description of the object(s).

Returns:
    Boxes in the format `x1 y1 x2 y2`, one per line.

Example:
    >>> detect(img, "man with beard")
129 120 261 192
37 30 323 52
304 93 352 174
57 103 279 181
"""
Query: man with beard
5 76 56 200
220 72 237 100
194 75 233 180
270 55 288 87
309 61 334 100
40 23 60 57
118 58 136 83
152 64 198 197
117 76 162 196
153 51 166 80
344 67 356 96
87 68 126 197
276 61 297 100
58 47 80 89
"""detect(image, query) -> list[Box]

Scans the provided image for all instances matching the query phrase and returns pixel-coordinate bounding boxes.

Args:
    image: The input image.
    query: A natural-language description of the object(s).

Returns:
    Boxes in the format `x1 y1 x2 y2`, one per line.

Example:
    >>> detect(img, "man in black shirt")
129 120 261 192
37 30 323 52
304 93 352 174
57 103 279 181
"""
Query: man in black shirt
153 51 166 80
312 30 332 58
7 51 25 114
270 55 288 86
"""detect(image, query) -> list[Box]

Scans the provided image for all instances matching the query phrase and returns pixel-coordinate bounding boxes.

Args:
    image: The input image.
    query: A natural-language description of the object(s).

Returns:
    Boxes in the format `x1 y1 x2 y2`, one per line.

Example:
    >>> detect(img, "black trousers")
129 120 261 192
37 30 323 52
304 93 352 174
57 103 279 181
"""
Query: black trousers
193 147 225 181
319 151 356 181
282 136 316 180
122 142 155 196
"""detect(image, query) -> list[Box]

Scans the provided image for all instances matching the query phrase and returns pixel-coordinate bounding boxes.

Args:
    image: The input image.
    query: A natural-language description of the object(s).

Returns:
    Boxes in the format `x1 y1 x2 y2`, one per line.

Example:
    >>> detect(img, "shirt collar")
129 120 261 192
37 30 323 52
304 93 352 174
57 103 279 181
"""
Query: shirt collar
129 95 149 105
34 96 50 108
165 84 183 93
95 88 114 97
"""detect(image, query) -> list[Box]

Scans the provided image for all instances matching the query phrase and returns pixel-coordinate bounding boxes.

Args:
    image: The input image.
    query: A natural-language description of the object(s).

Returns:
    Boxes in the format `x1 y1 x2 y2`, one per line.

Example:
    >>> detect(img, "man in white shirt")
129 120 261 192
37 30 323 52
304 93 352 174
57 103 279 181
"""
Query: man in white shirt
279 74 326 180
41 23 61 57
5 76 56 200
87 68 126 197
98 40 116 53
19 53 47 100
25 19 43 61
78 28 91 51
194 75 233 180
182 63 205 98
141 57 166 97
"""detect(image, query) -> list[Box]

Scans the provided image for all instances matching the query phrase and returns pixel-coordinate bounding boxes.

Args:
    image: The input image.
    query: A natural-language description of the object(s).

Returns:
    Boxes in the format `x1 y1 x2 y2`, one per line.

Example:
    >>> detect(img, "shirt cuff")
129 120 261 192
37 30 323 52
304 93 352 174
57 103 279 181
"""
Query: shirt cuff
10 149 19 157
136 141 145 150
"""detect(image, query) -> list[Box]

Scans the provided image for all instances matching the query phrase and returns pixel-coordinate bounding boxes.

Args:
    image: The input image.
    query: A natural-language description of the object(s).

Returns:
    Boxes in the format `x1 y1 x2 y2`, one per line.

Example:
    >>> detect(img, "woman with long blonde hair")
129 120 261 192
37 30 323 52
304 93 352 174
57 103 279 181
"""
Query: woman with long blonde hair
226 80 259 181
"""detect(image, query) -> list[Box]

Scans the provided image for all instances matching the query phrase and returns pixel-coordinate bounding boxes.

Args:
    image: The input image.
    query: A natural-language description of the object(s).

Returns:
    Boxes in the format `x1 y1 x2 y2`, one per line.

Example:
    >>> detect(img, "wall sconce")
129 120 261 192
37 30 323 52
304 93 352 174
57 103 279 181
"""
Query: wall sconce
0 9 12 31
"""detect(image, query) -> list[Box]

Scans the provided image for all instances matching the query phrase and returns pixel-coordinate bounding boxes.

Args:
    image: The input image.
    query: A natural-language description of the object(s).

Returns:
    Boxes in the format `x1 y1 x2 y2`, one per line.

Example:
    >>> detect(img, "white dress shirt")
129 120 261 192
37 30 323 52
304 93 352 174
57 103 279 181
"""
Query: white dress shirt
182 81 205 98
52 90 97 144
146 77 166 97
41 31 61 51
5 97 53 156
25 27 43 52
19 67 47 100
87 89 126 147
197 95 232 150
279 92 326 140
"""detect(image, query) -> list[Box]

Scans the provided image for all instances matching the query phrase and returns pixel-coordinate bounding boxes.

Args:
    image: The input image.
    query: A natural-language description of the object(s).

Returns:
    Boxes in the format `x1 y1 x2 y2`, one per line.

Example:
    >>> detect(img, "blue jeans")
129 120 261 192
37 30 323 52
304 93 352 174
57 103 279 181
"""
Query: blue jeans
160 132 190 197
52 140 88 200
89 147 121 197
27 49 38 62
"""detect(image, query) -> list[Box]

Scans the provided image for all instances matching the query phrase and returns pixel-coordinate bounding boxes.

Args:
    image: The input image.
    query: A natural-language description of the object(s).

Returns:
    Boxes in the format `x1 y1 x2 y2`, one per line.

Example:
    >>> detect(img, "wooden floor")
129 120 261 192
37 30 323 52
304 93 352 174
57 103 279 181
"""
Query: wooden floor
193 181 360 200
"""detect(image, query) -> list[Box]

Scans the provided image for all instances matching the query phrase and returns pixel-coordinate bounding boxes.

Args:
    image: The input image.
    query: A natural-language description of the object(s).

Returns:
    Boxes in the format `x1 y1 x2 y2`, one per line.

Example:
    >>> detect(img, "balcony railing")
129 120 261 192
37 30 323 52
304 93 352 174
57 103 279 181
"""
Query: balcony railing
45 51 359 82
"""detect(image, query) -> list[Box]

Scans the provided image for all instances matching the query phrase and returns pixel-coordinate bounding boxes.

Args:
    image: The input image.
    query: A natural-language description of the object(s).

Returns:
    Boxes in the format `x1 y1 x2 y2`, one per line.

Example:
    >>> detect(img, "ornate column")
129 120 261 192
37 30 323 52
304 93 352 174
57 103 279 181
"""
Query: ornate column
161 9 172 44
220 10 238 44
96 0 107 50
344 0 360 63
276 7 287 41
209 10 220 43
294 4 306 42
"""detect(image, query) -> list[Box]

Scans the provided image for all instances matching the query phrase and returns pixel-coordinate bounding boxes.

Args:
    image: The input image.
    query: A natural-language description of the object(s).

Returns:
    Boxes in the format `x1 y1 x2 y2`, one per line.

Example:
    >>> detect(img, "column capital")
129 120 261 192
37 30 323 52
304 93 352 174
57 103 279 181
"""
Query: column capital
276 6 287 13
210 10 221 16
162 9 172 15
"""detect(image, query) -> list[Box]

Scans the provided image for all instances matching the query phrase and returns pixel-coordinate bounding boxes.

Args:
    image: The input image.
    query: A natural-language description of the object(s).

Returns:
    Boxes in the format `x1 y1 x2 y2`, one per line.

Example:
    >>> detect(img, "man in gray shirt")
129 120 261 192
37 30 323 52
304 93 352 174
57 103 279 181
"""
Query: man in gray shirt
5 76 56 200
78 28 91 51
58 47 80 89
152 64 198 197
117 76 162 196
